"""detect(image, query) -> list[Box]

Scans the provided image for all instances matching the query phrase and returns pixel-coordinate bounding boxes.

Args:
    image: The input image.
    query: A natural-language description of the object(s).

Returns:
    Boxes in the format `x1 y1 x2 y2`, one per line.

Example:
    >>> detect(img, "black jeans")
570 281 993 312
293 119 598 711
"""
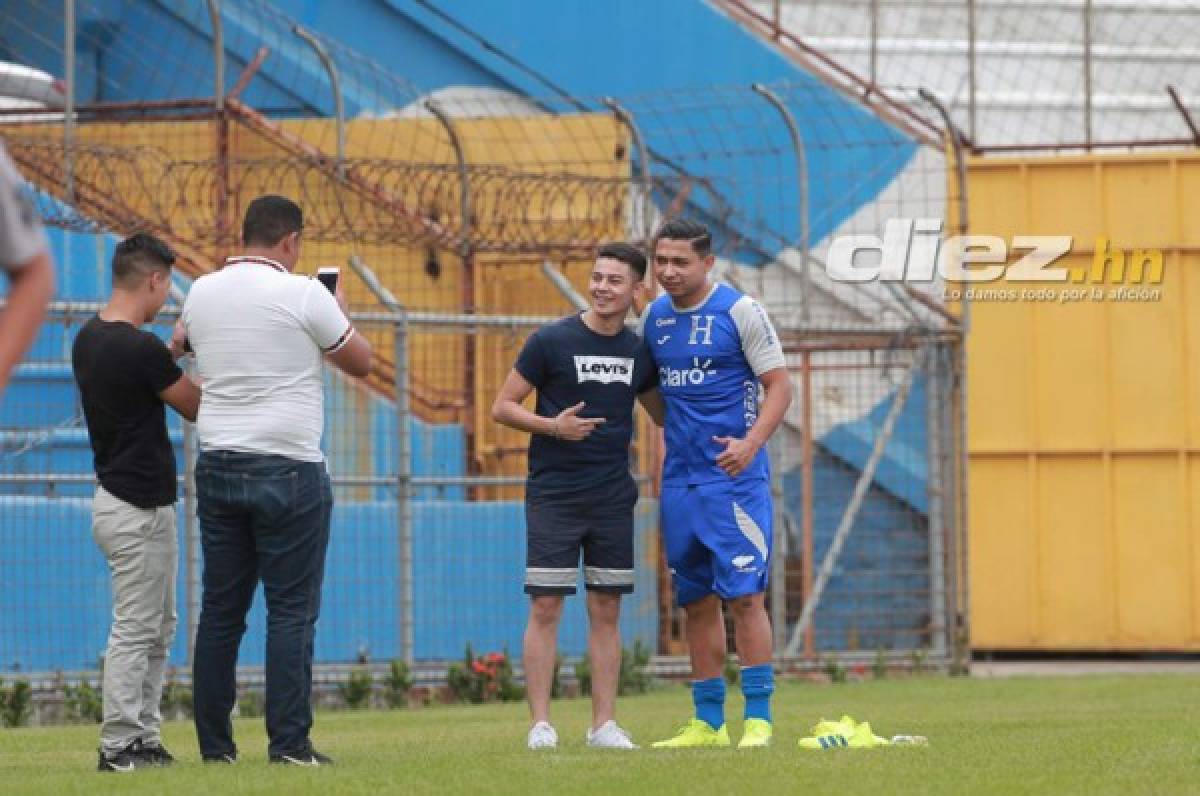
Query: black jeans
192 451 332 757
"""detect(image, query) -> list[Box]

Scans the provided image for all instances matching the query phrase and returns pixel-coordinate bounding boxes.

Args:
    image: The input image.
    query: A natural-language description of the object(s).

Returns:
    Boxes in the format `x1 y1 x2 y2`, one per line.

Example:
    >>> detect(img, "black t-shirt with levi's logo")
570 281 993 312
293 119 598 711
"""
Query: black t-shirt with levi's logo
514 313 656 498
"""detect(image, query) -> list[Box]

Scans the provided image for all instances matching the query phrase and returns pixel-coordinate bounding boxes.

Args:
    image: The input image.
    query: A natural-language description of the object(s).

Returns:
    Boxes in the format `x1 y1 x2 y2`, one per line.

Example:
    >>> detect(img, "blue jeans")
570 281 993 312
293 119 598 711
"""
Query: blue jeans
192 451 332 758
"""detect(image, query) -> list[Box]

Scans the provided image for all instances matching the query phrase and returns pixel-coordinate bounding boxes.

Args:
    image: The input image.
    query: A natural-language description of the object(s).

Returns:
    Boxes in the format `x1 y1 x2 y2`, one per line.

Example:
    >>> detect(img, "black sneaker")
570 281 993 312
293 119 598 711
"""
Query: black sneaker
201 751 237 764
97 740 152 773
139 742 176 766
269 743 333 767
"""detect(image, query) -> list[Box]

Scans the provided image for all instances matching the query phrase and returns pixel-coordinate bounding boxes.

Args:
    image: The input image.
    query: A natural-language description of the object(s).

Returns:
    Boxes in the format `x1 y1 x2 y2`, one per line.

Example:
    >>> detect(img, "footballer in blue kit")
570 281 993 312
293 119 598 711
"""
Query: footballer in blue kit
643 220 793 750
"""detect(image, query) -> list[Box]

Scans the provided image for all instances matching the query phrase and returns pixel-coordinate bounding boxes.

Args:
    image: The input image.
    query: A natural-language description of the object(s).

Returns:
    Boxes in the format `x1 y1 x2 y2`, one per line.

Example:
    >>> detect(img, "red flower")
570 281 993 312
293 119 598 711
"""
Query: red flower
471 661 489 675
485 652 506 664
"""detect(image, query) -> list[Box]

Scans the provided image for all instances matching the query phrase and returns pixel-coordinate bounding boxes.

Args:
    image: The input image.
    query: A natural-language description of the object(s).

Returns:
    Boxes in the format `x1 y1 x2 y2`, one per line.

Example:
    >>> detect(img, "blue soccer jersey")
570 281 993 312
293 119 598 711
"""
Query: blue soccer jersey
644 282 786 604
643 283 786 487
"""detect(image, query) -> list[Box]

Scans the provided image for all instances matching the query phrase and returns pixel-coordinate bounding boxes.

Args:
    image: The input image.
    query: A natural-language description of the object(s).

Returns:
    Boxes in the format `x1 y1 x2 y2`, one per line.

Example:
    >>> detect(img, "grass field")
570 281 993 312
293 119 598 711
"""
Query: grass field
1 674 1197 794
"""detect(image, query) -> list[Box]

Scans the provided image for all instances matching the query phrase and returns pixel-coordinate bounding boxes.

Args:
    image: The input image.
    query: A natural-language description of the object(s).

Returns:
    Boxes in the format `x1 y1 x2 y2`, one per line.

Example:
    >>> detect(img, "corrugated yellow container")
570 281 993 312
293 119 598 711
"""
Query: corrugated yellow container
967 151 1200 650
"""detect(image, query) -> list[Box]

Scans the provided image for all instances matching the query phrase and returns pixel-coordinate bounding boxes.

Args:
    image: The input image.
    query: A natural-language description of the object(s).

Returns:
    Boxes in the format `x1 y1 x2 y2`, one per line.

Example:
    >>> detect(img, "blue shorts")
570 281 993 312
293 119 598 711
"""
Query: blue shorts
660 479 773 606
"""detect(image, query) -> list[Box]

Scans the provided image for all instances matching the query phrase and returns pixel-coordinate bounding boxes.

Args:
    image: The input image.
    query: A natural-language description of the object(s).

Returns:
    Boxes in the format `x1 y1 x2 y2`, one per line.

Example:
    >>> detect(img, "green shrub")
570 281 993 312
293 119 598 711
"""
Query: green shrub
571 643 655 698
0 678 33 727
823 657 848 684
339 666 374 710
384 660 413 709
237 690 264 718
618 640 655 696
65 678 103 723
873 647 889 680
160 668 193 720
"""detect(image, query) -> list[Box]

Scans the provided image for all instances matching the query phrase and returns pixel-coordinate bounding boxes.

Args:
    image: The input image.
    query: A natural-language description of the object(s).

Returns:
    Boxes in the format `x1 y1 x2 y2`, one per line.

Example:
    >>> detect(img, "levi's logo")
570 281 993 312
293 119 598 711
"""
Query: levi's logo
574 356 634 385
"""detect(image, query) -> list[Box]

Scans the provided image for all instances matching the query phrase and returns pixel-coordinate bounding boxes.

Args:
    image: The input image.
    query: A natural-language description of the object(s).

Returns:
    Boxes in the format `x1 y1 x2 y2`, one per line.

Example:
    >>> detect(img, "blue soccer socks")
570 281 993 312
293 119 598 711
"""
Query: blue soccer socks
691 677 726 731
741 664 774 723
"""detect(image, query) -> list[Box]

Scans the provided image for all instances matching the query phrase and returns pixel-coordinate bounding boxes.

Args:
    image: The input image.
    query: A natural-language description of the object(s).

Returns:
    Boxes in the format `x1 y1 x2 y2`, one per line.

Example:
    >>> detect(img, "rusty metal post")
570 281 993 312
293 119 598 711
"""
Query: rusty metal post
952 336 970 671
800 350 815 657
207 0 231 259
293 25 345 179
348 255 413 664
752 83 810 323
926 345 948 660
207 0 224 113
182 382 199 664
424 100 472 253
425 99 477 484
603 98 654 251
64 0 76 204
918 88 969 331
919 88 972 667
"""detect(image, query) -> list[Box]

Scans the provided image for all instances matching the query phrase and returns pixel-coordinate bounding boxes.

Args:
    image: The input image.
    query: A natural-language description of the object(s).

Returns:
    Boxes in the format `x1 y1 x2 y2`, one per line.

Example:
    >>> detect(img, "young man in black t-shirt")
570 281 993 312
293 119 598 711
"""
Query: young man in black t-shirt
492 243 663 750
72 234 200 772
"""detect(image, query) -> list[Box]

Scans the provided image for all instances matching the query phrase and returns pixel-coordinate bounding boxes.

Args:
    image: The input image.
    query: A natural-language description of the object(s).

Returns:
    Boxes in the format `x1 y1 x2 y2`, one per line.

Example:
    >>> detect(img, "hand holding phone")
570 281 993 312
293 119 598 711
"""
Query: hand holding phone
170 319 191 358
317 267 339 295
318 266 351 314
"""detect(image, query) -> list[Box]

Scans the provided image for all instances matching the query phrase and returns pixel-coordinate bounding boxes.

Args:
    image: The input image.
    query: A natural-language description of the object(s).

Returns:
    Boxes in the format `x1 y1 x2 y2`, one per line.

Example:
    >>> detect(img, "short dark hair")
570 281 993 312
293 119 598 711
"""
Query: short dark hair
112 232 175 287
654 218 712 258
595 241 647 279
242 194 303 247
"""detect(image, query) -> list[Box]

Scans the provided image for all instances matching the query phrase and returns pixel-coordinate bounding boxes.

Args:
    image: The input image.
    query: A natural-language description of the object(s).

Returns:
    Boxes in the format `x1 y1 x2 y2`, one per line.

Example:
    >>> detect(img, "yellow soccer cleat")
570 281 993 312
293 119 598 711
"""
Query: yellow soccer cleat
798 731 850 750
651 718 731 749
798 715 891 750
798 715 854 749
847 719 890 748
737 718 773 749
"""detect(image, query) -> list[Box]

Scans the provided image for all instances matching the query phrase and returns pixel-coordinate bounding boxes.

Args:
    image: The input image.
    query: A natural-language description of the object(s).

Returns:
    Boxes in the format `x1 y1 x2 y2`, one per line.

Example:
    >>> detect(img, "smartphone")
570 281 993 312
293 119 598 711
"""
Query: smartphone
316 267 339 295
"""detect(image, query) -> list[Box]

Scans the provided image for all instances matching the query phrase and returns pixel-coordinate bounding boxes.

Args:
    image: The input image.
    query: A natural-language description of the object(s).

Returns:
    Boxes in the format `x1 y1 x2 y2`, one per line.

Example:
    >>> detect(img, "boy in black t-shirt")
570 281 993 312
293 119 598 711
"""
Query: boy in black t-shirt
71 234 201 772
492 242 663 751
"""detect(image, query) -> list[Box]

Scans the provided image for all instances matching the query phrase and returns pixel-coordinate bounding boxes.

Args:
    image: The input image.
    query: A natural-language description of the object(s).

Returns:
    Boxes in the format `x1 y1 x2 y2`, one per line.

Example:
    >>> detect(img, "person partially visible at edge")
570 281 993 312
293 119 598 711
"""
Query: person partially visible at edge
0 141 55 398
181 194 371 767
71 233 201 772
642 218 793 751
492 242 664 751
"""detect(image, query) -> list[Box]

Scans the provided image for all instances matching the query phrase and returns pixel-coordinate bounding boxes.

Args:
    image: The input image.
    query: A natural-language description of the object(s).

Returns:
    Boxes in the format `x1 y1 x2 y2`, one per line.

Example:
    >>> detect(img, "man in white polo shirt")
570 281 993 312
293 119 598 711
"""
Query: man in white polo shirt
181 195 371 767
0 141 54 398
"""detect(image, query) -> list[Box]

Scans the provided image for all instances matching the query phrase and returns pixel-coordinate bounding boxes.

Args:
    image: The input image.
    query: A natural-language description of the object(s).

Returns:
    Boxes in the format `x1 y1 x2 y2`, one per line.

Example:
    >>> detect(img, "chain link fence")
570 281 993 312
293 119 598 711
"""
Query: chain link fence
0 0 969 682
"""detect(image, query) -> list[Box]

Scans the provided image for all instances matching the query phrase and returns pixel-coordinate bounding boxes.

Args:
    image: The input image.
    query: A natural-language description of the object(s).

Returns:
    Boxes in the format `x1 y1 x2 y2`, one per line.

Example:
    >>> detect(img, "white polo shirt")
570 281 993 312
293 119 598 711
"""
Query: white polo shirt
0 143 47 271
181 256 355 462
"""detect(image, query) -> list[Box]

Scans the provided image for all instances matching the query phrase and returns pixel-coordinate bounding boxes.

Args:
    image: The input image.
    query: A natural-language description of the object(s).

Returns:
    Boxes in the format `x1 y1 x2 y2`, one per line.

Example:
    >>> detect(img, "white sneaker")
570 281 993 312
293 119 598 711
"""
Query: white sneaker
527 721 558 750
586 720 638 749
